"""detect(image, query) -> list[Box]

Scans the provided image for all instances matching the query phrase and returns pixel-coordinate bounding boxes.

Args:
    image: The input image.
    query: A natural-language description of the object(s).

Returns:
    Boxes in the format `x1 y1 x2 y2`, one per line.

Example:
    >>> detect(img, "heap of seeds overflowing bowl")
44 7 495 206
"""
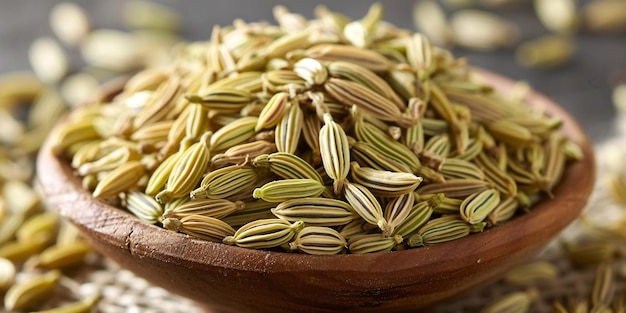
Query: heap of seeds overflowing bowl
50 4 582 255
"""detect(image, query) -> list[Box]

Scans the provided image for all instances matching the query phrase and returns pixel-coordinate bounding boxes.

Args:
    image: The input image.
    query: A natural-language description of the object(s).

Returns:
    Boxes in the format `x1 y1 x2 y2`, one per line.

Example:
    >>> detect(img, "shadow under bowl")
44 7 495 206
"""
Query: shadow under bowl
36 69 596 313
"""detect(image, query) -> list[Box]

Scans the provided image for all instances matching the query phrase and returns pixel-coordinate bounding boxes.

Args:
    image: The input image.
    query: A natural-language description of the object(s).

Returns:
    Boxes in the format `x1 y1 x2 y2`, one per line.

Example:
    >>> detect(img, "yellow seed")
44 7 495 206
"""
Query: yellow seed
49 2 91 46
533 0 579 35
210 141 277 168
294 58 328 86
2 179 41 215
0 197 5 223
0 257 15 291
327 61 404 110
156 133 210 203
183 104 209 144
541 134 566 194
325 78 415 127
123 0 181 32
263 29 311 59
16 212 59 245
92 161 146 199
36 242 92 270
0 213 26 245
592 263 615 308
56 221 83 246
254 152 324 184
81 29 142 71
209 116 258 152
164 199 244 220
0 240 47 263
406 33 435 81
582 0 626 33
416 179 491 198
133 76 182 131
50 119 101 157
78 146 141 176
4 270 61 311
145 150 184 196
30 294 100 313
516 36 574 69
275 101 303 155
348 234 403 254
564 241 618 268
0 71 43 107
255 92 290 131
480 290 535 313
125 191 164 224
305 44 392 72
29 37 69 84
413 0 453 47
485 120 534 148
504 261 559 285
186 87 254 114
450 9 519 51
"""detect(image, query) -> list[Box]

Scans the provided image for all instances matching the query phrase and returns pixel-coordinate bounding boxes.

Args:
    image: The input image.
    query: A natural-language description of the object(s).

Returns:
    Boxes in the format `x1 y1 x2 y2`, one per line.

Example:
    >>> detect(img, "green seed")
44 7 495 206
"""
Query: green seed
348 234 403 254
253 179 325 202
191 165 260 200
289 226 346 255
163 215 235 242
460 189 501 225
163 198 244 220
350 162 423 197
223 219 304 249
126 191 164 224
272 198 358 226
393 200 435 238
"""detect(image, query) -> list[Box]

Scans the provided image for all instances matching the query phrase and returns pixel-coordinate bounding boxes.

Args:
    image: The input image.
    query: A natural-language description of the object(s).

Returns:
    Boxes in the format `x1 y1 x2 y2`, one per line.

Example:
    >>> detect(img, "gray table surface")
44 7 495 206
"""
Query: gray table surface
1 0 624 142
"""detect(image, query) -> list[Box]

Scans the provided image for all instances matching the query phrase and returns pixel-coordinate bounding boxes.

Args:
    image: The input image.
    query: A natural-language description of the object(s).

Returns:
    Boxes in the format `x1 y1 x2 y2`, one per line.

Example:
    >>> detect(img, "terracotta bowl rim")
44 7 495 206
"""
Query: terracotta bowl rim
37 67 596 274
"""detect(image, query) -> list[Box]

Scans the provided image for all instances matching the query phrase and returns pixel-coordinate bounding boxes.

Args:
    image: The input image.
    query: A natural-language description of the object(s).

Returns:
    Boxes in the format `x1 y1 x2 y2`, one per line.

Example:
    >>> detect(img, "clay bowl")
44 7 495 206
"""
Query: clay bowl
37 68 595 313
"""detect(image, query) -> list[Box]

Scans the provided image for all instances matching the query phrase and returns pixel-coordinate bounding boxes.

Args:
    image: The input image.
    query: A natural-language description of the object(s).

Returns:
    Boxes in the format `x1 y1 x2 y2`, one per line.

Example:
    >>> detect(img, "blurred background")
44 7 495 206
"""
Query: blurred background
1 0 625 142
1 2 625 312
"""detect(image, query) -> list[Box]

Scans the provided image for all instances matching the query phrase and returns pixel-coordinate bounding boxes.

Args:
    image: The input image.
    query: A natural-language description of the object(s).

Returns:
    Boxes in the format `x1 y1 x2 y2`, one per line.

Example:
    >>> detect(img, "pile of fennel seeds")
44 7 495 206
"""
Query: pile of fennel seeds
50 4 582 255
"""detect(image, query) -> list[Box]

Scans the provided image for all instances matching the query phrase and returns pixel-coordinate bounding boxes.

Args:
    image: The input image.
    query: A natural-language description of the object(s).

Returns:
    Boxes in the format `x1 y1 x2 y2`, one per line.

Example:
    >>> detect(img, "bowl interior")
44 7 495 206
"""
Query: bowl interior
36 68 596 313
